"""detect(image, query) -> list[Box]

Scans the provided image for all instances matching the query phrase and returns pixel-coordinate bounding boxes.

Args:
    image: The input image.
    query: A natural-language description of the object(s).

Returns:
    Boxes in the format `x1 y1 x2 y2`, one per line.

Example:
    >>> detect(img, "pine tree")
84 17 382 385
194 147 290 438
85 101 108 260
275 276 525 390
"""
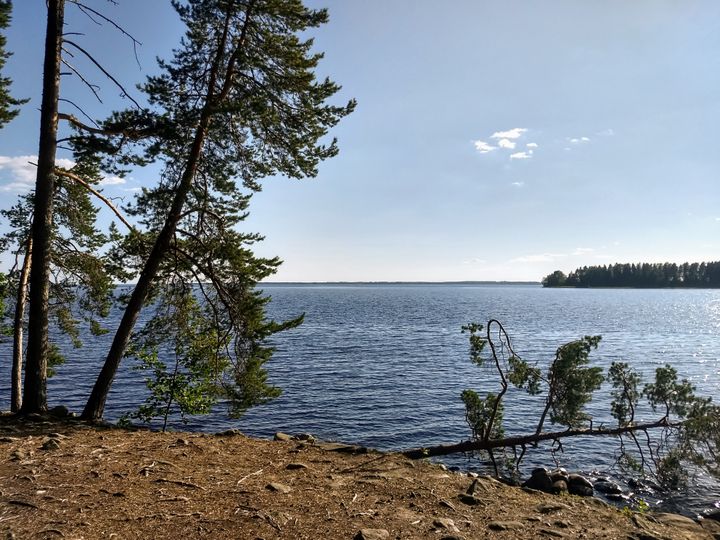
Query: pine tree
80 0 355 421
0 0 26 128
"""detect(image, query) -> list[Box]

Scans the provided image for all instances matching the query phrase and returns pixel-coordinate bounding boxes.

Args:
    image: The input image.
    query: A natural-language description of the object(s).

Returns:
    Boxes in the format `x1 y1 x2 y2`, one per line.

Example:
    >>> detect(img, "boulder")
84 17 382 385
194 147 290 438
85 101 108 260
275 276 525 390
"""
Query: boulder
522 467 553 493
551 479 568 494
567 474 594 497
594 480 623 495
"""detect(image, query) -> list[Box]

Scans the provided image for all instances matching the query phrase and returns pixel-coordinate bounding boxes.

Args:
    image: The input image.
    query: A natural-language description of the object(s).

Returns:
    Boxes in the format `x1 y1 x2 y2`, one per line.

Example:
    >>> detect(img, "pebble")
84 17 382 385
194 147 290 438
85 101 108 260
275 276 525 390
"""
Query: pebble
265 482 292 494
433 518 460 533
488 521 524 531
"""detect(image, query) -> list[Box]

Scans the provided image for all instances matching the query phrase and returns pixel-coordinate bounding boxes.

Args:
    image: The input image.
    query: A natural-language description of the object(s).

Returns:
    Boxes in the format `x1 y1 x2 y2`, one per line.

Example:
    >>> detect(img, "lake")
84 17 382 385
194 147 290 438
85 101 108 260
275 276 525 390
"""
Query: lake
2 283 719 514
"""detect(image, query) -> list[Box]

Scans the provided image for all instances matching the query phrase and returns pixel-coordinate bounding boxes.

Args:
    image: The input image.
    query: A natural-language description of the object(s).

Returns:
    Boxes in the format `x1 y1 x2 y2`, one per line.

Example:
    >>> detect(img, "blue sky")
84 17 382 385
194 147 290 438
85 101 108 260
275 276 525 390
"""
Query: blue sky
1 1 719 281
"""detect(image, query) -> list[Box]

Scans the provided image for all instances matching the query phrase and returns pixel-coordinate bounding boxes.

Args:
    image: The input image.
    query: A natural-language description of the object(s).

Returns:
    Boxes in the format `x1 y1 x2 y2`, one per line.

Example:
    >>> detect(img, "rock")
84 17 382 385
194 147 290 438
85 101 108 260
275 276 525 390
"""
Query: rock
265 482 292 494
273 432 293 442
0 437 18 443
653 513 704 534
553 519 572 528
439 536 465 540
285 462 309 470
353 529 389 540
706 509 720 522
550 468 569 483
432 518 460 533
457 494 485 506
537 502 571 514
522 468 553 493
594 480 622 494
295 433 315 443
551 479 568 494
488 521 524 531
41 438 61 451
216 429 242 437
10 449 28 461
567 474 593 497
48 405 69 418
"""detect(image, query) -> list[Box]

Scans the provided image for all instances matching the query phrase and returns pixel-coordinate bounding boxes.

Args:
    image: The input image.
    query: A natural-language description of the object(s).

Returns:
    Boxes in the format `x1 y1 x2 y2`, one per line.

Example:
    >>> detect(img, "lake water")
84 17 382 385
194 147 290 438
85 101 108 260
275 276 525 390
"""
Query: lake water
2 284 719 514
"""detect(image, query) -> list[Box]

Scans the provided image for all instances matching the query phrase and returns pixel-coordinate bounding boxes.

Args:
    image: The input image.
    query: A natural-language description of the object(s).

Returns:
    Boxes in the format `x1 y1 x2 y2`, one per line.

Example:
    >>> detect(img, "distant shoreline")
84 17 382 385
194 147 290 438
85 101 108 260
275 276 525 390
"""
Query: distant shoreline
259 280 542 286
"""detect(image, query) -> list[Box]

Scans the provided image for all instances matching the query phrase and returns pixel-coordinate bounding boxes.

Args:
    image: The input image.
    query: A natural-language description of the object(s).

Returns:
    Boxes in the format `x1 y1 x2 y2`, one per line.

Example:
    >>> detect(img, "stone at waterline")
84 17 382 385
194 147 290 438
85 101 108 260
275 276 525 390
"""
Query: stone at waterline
594 480 623 495
522 467 553 493
550 468 569 483
567 474 594 497
551 479 568 494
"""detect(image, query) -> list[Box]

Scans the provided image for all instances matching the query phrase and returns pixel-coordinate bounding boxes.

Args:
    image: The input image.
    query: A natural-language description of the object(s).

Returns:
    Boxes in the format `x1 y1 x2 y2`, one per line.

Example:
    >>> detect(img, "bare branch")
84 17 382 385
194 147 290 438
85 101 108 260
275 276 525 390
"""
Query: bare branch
54 168 134 231
63 39 141 108
61 57 102 103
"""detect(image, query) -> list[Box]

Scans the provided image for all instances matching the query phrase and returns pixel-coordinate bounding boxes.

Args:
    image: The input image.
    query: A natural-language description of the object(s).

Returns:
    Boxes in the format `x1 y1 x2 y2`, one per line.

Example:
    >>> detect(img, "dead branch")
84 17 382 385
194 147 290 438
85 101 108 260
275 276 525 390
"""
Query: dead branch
402 417 677 459
63 39 141 108
53 167 134 230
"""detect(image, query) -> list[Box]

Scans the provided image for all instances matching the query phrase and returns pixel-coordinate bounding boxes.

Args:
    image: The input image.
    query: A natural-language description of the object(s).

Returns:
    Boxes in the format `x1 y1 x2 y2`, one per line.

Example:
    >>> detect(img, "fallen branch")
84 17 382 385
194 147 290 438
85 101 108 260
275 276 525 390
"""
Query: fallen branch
152 478 206 491
402 418 675 459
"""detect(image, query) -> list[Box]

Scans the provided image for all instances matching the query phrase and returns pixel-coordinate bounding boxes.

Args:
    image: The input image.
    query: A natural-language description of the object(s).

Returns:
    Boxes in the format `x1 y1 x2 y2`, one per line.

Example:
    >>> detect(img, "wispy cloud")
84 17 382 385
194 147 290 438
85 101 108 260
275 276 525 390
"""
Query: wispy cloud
0 154 125 192
100 175 126 186
526 142 538 149
473 140 496 153
491 128 527 140
497 138 516 149
510 151 532 160
569 136 591 145
511 181 525 187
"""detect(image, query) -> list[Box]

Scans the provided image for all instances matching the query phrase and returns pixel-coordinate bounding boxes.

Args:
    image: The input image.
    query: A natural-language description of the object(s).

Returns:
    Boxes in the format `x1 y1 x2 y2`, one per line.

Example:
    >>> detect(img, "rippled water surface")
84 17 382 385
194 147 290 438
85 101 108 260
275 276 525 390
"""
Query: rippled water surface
2 284 719 513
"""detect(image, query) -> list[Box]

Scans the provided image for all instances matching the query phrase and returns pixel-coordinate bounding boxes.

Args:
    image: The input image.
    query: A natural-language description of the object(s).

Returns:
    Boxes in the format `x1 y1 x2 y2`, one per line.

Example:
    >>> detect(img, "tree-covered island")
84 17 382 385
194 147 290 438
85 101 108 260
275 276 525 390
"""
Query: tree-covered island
543 261 720 288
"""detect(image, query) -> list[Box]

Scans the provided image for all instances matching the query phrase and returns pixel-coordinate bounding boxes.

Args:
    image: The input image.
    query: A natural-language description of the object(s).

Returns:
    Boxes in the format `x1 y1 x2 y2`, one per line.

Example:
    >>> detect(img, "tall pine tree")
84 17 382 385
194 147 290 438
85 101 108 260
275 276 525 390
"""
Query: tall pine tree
79 0 354 420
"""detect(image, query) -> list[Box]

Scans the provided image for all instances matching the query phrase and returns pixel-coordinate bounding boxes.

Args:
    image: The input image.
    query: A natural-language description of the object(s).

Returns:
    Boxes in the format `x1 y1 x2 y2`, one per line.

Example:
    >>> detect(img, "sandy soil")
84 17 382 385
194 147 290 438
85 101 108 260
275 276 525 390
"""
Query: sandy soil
0 415 717 539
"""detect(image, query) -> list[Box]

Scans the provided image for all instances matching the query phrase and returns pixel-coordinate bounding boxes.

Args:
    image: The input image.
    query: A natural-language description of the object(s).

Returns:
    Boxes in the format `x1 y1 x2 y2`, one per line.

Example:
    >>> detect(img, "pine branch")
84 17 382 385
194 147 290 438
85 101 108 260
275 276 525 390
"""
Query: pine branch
53 168 134 230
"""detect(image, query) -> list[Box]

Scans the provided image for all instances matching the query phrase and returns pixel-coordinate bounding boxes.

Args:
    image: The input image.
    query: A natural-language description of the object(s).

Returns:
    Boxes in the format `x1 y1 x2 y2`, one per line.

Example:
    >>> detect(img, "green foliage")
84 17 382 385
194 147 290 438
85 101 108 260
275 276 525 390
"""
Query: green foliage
609 361 641 426
461 389 504 441
546 336 604 427
0 0 28 129
507 355 542 395
541 270 567 287
461 323 487 366
644 364 697 418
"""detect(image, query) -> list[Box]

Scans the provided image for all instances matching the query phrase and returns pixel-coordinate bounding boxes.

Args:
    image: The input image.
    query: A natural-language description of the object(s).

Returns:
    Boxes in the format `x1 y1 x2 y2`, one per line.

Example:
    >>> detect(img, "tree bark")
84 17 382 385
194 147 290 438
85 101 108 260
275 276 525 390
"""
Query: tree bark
21 0 64 414
11 236 32 412
81 4 248 421
401 418 673 459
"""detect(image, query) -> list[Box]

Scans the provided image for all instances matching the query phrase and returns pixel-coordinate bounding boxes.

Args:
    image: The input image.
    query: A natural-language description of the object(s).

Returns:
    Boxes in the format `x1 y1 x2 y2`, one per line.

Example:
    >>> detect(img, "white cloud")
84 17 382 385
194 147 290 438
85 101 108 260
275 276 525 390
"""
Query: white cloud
526 142 538 148
0 154 125 192
511 181 525 187
122 187 142 193
570 136 590 145
510 253 566 263
0 155 38 189
497 138 516 149
100 175 126 186
473 140 496 153
491 128 527 140
510 151 532 160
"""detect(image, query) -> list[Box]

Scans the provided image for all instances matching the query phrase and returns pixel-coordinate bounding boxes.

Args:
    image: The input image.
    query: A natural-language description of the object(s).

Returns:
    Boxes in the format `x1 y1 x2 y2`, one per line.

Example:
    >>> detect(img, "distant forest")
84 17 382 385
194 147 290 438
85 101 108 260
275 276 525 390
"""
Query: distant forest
542 261 720 288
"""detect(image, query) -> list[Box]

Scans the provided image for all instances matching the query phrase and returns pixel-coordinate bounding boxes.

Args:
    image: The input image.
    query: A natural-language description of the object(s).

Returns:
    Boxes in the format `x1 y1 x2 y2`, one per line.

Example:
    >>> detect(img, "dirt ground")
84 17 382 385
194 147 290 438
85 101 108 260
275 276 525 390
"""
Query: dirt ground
0 414 717 539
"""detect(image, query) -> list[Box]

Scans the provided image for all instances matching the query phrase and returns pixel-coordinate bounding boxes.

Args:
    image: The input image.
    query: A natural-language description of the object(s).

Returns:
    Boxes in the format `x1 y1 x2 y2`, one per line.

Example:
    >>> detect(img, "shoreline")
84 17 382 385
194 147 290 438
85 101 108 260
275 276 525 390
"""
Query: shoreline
0 414 717 539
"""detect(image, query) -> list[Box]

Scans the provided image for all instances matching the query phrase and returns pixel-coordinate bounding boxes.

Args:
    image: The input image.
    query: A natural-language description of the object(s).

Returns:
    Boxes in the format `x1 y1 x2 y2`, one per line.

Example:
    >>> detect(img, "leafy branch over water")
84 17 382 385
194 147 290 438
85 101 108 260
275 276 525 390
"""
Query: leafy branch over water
404 320 720 489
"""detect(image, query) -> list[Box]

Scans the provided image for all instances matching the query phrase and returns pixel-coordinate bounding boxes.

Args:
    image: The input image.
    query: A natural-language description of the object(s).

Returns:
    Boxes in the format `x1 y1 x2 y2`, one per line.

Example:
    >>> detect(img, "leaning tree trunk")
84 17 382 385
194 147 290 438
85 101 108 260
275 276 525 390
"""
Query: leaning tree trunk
11 236 32 412
21 0 64 414
81 4 248 421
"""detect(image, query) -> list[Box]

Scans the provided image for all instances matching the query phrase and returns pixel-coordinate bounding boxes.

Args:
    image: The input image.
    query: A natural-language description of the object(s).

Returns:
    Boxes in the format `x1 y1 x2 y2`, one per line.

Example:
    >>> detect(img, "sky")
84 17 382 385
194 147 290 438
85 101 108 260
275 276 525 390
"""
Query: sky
1 0 719 282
